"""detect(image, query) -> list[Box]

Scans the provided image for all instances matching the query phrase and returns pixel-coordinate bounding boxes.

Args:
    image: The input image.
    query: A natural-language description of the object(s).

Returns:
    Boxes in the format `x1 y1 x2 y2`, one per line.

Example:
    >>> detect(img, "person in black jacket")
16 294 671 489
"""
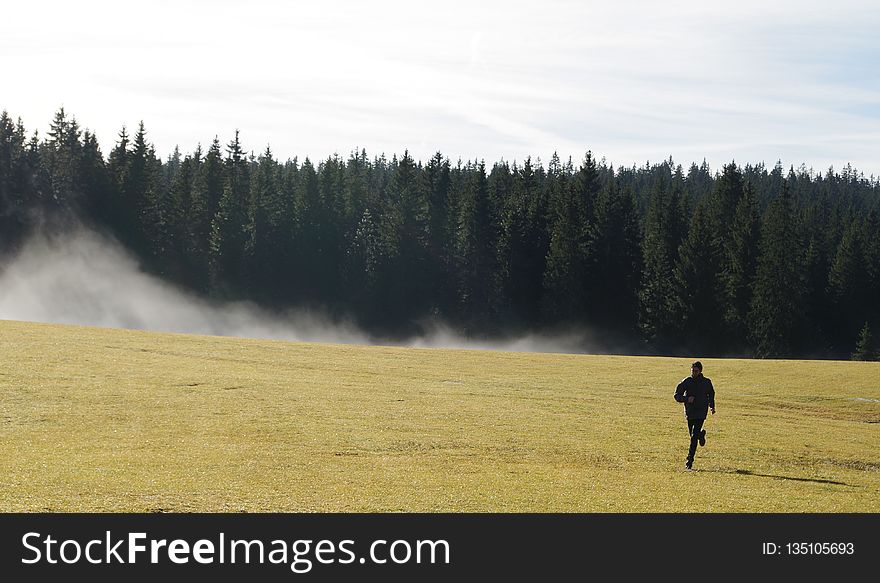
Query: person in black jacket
674 361 715 469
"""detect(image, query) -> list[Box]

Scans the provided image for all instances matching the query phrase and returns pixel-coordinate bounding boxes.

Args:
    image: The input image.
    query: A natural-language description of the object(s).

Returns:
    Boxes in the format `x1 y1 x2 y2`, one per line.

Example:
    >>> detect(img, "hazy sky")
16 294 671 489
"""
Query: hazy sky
3 0 879 175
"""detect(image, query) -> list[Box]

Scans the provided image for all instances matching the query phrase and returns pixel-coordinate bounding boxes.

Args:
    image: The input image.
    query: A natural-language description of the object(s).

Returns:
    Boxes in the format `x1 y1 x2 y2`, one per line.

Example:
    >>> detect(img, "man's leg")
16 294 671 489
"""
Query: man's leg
687 418 704 467
685 419 695 468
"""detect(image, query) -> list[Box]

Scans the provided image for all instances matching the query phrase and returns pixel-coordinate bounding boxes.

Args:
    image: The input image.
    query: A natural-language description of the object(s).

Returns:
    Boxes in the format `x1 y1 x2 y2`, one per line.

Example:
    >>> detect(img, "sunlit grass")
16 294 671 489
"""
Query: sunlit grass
1 319 877 512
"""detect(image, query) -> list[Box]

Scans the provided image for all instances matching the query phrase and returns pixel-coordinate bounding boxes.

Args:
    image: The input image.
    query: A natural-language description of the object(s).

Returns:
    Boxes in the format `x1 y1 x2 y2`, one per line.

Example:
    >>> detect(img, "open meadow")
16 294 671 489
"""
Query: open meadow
0 319 877 512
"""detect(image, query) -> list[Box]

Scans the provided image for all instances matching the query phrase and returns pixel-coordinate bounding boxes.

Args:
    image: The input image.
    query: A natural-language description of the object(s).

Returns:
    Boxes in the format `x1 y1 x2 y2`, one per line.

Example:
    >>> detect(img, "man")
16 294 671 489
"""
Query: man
674 361 715 470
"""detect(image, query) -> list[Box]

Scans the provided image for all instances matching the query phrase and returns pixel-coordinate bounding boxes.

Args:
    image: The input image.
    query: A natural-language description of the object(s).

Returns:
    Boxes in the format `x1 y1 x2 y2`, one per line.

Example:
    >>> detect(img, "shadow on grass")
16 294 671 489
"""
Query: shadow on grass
699 468 852 487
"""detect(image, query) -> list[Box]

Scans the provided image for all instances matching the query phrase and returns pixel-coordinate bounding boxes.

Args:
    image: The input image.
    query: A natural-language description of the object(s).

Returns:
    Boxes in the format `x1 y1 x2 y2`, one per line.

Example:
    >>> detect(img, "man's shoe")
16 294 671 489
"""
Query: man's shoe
685 460 693 470
699 429 706 447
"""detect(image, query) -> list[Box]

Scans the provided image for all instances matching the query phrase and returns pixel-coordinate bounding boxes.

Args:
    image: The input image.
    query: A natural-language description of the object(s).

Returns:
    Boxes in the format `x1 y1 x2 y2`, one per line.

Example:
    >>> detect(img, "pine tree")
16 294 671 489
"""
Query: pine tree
800 191 835 351
186 140 222 290
638 173 683 349
380 151 429 326
498 157 547 326
589 179 642 336
0 112 31 243
852 322 877 361
77 130 110 224
542 178 583 324
167 153 195 280
247 146 288 297
105 124 143 249
861 211 880 331
141 144 173 268
0 112 14 201
315 155 347 304
455 161 497 331
572 151 600 231
672 201 724 353
685 159 713 204
349 208 382 286
343 149 369 225
709 162 744 242
129 121 151 218
293 157 321 300
748 182 808 357
721 180 760 350
542 152 595 325
486 161 514 322
422 152 454 315
43 107 82 204
107 120 156 256
0 114 25 201
209 130 250 291
827 221 871 355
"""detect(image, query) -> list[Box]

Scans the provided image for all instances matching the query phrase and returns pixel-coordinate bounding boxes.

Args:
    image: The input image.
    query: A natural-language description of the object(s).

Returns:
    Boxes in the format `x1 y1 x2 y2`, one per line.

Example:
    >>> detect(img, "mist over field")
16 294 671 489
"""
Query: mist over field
0 228 591 354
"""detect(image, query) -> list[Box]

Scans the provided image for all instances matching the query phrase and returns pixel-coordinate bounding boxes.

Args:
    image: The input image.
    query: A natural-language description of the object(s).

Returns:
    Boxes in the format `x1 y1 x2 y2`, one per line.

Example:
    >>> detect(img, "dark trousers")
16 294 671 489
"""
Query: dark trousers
686 417 705 462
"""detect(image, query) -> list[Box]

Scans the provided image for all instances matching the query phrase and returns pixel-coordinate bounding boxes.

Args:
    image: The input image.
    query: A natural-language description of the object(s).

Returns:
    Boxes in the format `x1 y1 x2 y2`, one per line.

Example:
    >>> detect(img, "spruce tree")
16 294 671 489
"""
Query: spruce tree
499 157 547 326
209 130 250 291
129 122 151 219
187 140 222 290
246 147 274 293
290 158 321 300
685 159 713 204
486 161 514 322
141 144 173 269
861 211 880 330
638 173 682 350
800 191 835 351
43 107 81 204
709 162 744 239
672 202 724 353
572 151 600 229
106 126 130 230
748 182 808 357
827 221 870 355
317 155 347 303
542 153 585 324
455 161 496 331
852 322 877 361
0 112 31 243
542 176 583 324
0 111 14 207
422 152 454 315
589 179 642 336
721 180 760 350
77 130 108 220
542 152 596 325
167 154 195 279
382 150 429 326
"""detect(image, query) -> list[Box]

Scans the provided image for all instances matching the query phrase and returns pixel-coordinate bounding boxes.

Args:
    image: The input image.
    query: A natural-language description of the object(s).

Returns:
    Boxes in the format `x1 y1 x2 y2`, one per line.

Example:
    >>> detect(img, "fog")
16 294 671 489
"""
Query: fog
0 229 593 354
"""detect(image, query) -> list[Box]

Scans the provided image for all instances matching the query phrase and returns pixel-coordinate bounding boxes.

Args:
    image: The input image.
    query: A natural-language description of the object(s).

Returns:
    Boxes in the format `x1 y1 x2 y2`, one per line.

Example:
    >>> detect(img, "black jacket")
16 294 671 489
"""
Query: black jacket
674 374 715 419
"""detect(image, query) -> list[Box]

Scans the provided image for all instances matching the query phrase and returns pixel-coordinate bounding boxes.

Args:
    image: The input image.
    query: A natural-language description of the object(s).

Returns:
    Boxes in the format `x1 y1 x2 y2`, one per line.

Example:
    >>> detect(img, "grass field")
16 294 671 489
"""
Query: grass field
1 319 878 512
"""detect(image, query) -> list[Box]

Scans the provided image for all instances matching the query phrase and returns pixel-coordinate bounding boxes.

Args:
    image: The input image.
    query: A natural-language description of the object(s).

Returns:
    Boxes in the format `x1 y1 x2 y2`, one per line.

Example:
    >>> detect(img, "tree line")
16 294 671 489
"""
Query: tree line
1 109 878 359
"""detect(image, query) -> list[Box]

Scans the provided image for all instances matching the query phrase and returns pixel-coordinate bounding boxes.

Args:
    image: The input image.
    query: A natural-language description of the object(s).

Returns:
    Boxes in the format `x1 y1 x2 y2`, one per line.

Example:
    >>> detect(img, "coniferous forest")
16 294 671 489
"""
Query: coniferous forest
1 109 879 359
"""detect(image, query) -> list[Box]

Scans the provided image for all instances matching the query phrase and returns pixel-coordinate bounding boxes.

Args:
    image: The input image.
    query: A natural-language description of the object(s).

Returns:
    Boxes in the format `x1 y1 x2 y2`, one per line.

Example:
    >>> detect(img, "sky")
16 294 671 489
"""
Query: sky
2 0 879 176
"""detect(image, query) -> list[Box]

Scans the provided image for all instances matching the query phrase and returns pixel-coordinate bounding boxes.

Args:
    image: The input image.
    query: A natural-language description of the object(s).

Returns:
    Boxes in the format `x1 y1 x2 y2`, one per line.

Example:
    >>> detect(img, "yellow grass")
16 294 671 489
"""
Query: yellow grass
1 319 878 512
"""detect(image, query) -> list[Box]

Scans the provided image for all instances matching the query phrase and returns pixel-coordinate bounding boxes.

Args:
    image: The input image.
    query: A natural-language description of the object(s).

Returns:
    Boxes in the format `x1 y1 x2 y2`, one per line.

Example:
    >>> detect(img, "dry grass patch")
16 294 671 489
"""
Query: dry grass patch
1 319 878 512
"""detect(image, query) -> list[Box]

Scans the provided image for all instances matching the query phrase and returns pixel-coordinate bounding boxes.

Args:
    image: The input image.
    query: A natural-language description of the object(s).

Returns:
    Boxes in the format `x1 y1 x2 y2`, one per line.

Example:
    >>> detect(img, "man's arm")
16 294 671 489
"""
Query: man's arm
674 378 688 403
708 379 716 413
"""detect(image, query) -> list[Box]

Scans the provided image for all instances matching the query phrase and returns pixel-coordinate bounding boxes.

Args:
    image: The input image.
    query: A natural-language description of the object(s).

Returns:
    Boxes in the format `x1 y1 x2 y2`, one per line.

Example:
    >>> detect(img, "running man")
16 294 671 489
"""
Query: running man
674 360 715 470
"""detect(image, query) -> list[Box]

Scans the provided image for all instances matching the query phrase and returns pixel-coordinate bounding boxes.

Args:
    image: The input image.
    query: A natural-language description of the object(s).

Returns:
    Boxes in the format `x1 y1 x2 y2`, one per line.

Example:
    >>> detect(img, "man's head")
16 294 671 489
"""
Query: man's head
691 361 703 378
